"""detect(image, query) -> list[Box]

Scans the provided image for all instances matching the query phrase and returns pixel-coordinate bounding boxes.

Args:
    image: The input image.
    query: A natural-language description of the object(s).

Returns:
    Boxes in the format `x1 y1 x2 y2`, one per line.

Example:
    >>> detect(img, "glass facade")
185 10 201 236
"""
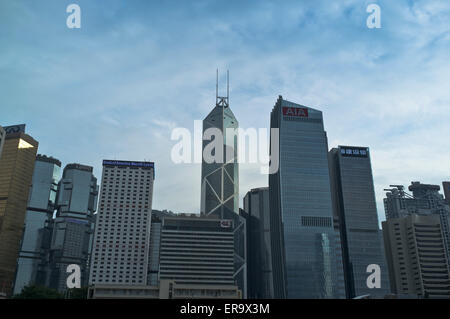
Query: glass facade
48 163 98 292
201 96 239 219
0 130 38 297
243 187 274 298
269 96 344 298
13 155 61 295
329 146 390 298
200 94 246 297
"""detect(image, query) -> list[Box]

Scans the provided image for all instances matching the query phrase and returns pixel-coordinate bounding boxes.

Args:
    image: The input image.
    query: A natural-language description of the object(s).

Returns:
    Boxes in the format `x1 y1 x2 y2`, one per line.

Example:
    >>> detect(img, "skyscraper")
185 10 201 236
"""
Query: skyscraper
47 163 98 292
383 214 450 298
243 187 274 298
199 73 247 296
201 71 239 219
13 154 61 295
0 124 38 296
268 96 344 298
329 146 390 298
89 160 154 286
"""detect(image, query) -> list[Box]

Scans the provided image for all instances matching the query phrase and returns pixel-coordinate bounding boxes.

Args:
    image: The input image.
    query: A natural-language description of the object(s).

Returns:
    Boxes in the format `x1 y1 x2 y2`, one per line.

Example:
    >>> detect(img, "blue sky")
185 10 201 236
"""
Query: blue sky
1 0 449 222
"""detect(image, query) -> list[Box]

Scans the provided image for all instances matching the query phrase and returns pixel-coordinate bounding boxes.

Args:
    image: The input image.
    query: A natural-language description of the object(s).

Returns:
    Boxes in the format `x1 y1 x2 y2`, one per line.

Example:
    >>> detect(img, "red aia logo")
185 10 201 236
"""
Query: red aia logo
282 107 308 117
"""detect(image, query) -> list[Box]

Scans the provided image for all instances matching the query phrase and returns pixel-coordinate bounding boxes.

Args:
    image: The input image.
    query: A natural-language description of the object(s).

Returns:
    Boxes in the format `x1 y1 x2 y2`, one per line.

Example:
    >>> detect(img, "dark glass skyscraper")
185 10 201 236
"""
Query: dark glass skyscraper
328 146 390 298
269 96 344 298
13 155 61 294
243 187 274 298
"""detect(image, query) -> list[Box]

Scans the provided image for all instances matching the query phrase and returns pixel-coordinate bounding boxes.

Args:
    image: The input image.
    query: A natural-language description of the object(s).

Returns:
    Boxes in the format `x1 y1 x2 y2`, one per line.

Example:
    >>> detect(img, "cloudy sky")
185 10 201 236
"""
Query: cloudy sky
1 0 449 223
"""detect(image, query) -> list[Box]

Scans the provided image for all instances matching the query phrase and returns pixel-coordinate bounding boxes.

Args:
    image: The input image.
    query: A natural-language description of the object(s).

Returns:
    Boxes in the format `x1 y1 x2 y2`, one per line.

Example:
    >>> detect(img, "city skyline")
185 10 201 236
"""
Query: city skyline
2 0 450 224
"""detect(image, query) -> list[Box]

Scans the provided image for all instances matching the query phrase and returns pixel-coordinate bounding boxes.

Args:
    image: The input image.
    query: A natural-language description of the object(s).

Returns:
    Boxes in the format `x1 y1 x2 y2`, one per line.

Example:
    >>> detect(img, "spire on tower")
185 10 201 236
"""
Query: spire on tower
215 69 229 108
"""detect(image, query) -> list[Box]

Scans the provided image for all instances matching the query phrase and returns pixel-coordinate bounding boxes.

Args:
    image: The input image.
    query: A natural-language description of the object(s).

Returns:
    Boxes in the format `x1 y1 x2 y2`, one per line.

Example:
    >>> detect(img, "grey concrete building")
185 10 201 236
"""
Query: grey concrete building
382 214 450 298
13 155 61 294
89 160 154 286
47 163 98 292
329 146 390 298
268 96 344 298
88 279 241 299
242 187 274 298
155 214 247 297
384 182 450 269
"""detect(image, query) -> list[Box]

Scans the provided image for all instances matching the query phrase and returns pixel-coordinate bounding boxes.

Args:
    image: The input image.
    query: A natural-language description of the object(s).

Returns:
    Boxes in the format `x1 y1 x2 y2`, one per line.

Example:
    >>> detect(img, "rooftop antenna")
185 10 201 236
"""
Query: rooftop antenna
215 69 229 108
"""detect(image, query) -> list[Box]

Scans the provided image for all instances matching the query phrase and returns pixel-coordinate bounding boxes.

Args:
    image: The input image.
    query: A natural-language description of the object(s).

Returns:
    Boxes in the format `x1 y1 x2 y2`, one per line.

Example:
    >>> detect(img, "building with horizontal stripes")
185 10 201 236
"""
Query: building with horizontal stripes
157 215 240 288
383 214 450 298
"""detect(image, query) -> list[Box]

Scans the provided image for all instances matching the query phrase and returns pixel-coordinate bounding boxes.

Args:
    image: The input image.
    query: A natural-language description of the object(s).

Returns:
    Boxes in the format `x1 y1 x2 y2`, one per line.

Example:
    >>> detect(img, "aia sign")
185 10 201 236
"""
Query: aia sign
282 107 308 118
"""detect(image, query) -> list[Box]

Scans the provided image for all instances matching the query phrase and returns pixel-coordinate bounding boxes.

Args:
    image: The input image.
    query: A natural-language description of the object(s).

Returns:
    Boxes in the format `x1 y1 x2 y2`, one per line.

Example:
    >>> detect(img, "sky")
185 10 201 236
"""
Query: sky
1 0 449 223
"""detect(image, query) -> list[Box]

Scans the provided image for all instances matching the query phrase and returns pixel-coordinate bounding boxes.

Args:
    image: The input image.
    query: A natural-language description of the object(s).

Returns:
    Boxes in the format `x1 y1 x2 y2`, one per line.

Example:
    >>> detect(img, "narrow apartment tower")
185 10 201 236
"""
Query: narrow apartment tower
0 124 38 296
13 154 61 294
329 146 390 298
47 163 98 292
89 160 154 286
268 96 344 298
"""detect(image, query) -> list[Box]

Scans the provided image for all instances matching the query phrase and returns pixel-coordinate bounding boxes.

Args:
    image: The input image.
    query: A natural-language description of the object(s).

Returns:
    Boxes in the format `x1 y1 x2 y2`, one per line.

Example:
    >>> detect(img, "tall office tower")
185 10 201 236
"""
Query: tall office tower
443 182 450 205
384 182 450 269
201 71 239 219
156 214 245 297
47 163 98 292
0 124 38 296
243 187 274 298
382 214 450 298
268 96 344 298
0 126 5 158
198 74 246 296
89 160 154 286
13 155 61 295
328 146 390 298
